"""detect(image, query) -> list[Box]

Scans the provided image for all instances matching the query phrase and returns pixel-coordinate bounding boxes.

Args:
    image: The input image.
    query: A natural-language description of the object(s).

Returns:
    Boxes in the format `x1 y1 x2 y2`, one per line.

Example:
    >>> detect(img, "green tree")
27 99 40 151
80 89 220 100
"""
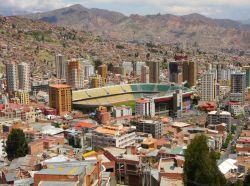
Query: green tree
94 59 102 70
5 129 29 161
244 171 250 186
184 135 226 186
108 63 114 72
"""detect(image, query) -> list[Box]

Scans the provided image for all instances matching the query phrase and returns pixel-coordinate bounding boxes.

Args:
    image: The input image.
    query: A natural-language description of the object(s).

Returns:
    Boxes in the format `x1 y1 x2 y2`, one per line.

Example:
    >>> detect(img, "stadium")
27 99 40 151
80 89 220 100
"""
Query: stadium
72 83 193 115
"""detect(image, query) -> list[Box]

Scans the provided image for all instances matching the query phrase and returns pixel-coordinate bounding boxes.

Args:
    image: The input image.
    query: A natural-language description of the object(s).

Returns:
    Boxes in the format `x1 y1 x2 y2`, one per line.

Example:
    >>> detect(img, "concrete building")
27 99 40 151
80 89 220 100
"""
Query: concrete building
173 90 183 117
141 65 150 83
135 98 155 117
96 106 110 125
98 64 107 80
147 61 160 83
199 72 217 102
182 61 197 87
243 66 250 87
207 109 231 131
134 61 146 76
67 59 84 89
34 161 101 186
220 69 233 86
6 62 18 92
18 62 30 91
55 54 67 79
113 105 132 118
91 75 105 88
49 84 72 116
92 125 136 148
168 61 183 85
84 64 94 79
15 90 29 105
230 72 246 104
122 61 133 75
133 119 164 139
229 102 244 117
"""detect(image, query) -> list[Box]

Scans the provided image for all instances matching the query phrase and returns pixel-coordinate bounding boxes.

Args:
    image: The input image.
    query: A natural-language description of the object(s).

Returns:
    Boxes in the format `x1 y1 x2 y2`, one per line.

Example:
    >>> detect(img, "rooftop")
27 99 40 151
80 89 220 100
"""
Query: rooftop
208 110 231 116
219 159 237 175
36 165 85 176
172 122 191 128
94 125 133 136
159 158 183 174
38 181 78 186
49 84 71 89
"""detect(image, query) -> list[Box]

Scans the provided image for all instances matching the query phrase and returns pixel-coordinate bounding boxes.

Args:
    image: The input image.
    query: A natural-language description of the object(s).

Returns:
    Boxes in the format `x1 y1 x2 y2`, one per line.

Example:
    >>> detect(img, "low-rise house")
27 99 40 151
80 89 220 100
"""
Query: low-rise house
218 159 237 179
158 157 184 183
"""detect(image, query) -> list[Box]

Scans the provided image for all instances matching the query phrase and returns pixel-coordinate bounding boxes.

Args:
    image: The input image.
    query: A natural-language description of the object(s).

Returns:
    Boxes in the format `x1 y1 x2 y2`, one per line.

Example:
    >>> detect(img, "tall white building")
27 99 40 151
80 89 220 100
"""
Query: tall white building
134 61 146 76
55 54 67 79
141 65 150 83
6 63 18 92
122 61 133 75
18 62 30 91
199 72 217 102
79 59 95 80
67 59 84 89
135 98 155 117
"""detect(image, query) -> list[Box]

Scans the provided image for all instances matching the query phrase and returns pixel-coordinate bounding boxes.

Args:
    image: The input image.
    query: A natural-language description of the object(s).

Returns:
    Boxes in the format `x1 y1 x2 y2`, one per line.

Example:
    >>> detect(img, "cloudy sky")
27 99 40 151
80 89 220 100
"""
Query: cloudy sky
1 0 250 20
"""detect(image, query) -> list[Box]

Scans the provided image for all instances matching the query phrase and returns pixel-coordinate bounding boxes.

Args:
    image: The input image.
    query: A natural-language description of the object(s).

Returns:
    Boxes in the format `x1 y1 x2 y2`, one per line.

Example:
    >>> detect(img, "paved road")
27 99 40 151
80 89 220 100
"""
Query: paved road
220 124 242 161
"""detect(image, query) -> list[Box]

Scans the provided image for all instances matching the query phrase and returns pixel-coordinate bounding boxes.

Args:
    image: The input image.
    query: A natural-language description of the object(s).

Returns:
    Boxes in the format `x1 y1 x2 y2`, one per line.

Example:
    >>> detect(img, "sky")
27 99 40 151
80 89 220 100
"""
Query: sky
0 0 250 20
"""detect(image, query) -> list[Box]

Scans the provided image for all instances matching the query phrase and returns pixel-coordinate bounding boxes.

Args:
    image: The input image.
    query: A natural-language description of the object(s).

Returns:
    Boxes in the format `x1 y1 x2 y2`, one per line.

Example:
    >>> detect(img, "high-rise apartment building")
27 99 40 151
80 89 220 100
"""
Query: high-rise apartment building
146 61 160 83
168 61 183 84
122 61 133 75
18 62 30 91
91 75 105 88
230 72 246 104
79 58 94 79
67 59 84 89
199 72 217 102
49 84 72 116
141 65 150 83
55 54 67 79
183 61 197 87
6 62 18 92
243 66 250 88
134 61 146 76
97 64 107 80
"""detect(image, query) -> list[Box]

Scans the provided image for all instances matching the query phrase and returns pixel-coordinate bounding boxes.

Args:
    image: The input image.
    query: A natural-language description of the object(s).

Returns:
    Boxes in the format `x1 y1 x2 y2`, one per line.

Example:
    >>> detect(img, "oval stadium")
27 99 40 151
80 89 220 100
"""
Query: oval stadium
72 83 193 116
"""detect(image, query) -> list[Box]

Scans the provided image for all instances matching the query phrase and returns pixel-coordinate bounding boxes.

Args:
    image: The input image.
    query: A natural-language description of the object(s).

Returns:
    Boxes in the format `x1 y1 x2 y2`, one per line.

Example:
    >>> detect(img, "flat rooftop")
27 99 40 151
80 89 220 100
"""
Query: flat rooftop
49 84 71 89
36 165 85 176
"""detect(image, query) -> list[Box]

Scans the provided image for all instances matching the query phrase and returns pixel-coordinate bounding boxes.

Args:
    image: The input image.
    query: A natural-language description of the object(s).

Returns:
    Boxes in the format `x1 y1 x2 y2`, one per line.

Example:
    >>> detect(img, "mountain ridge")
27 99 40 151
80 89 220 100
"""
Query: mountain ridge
24 4 250 49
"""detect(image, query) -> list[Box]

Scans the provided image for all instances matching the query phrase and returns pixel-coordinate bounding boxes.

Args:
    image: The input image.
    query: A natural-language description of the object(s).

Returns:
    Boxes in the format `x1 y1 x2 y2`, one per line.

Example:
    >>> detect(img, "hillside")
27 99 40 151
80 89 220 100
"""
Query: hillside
25 4 250 50
0 15 157 75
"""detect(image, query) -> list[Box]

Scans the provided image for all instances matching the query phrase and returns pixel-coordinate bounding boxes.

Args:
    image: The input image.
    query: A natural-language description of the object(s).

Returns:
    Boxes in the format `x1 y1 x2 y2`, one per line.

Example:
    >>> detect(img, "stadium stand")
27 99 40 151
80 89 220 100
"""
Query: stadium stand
72 83 193 107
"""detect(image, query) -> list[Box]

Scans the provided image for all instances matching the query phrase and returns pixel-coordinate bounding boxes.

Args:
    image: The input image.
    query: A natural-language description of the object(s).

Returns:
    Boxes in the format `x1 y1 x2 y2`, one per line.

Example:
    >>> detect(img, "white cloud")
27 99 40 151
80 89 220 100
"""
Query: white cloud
0 0 66 12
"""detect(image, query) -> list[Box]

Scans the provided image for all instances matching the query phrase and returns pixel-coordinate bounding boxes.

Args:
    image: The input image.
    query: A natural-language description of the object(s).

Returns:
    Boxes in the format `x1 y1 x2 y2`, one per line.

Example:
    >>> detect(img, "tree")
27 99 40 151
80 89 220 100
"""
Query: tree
244 171 250 186
5 129 29 161
94 59 102 70
184 135 226 186
108 63 114 72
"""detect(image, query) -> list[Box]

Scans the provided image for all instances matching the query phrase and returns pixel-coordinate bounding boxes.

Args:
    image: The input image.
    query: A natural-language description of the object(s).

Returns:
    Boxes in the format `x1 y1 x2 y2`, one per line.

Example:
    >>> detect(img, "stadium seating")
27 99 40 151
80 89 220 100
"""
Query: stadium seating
72 83 192 106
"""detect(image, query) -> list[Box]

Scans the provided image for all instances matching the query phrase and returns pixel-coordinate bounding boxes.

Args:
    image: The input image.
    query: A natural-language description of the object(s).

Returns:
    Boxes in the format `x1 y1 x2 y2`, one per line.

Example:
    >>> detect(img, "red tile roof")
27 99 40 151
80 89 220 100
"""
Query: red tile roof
75 122 96 129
